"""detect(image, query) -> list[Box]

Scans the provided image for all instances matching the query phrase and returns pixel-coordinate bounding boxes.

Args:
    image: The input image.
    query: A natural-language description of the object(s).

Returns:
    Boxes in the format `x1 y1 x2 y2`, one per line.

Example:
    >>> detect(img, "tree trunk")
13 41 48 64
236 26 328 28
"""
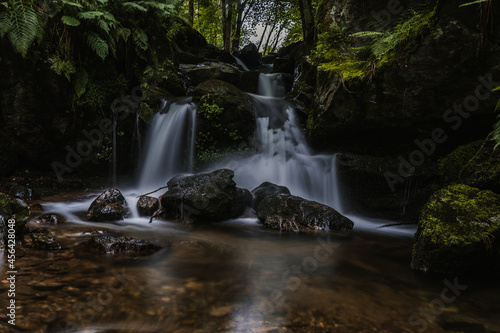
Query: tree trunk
188 0 194 26
271 25 285 53
263 20 277 55
257 23 268 51
298 0 315 50
221 0 233 51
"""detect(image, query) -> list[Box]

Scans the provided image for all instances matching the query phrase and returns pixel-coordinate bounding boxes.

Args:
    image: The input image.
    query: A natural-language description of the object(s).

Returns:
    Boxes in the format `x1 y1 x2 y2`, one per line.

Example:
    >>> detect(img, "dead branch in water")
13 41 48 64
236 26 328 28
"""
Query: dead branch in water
137 183 178 198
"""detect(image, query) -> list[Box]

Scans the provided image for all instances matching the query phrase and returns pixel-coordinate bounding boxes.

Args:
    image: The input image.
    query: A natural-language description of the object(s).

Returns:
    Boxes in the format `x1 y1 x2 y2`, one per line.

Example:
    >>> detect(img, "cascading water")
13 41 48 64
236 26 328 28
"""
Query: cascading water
218 73 345 212
137 98 197 192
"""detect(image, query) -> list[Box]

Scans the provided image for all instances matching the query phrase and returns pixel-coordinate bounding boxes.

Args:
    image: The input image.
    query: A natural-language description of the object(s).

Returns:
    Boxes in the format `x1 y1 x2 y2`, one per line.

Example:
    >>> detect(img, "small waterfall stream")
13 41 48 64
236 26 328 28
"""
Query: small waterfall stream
137 98 197 192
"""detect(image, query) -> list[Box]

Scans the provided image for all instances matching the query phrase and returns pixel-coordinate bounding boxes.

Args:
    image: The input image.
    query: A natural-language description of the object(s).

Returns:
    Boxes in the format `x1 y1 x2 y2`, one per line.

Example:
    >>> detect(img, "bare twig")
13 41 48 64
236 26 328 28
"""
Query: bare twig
137 183 178 198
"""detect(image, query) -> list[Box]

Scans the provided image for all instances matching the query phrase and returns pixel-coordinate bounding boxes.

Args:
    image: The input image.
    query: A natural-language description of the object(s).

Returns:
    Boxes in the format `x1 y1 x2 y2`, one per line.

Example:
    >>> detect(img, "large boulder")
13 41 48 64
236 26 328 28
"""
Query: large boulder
411 184 500 274
179 62 259 93
87 188 130 222
256 194 354 232
85 235 163 255
0 192 31 241
160 169 252 221
234 43 261 69
251 182 291 208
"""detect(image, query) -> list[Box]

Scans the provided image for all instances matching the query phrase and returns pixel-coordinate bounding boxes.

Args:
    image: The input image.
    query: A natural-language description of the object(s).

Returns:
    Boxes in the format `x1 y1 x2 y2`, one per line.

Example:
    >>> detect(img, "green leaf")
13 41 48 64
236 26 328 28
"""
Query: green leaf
87 32 109 60
493 86 500 92
0 10 12 38
350 31 384 39
61 15 80 26
79 11 104 20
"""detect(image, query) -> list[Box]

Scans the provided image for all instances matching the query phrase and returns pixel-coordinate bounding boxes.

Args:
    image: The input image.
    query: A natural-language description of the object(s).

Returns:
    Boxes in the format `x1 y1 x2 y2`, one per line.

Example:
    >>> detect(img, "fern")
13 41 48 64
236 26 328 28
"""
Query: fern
133 28 148 51
4 0 39 57
74 69 89 98
122 2 147 12
350 31 384 39
87 32 109 60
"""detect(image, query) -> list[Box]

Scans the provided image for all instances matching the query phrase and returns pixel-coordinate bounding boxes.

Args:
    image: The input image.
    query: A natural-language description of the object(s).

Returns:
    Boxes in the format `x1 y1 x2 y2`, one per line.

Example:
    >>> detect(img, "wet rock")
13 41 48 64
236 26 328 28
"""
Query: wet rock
192 80 255 157
0 192 31 240
262 54 277 65
234 43 261 69
36 213 66 224
411 184 500 274
251 182 291 208
87 188 130 222
160 169 252 222
8 184 39 201
179 62 259 93
137 196 160 217
85 235 163 255
23 233 62 250
256 194 354 232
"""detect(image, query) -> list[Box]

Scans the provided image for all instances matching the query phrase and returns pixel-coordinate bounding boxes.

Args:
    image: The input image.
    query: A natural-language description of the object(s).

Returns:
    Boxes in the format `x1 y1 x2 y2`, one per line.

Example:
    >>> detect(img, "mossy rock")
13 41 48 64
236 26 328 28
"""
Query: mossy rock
411 184 500 274
0 192 31 241
460 133 500 193
438 140 483 184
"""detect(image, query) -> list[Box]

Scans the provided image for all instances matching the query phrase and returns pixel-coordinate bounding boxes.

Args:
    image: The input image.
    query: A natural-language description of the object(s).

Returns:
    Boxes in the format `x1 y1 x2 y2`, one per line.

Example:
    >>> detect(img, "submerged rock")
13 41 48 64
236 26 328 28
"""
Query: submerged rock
256 194 354 232
251 182 291 208
160 169 252 222
36 213 66 224
8 184 39 201
137 196 160 217
85 235 163 255
87 188 130 222
23 233 62 250
411 184 500 274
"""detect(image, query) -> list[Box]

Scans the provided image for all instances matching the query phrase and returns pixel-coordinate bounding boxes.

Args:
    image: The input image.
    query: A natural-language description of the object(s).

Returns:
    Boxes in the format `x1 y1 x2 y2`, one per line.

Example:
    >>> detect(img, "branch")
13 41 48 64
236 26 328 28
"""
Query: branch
137 183 178 198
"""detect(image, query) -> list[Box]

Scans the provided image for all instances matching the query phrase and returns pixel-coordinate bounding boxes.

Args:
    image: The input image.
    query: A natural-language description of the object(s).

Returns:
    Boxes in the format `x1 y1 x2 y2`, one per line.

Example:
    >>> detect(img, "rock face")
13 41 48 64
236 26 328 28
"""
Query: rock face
251 182 291 208
85 235 162 255
234 43 261 69
0 192 31 239
256 194 354 232
24 233 62 250
160 169 252 221
137 196 160 217
192 80 255 160
179 62 259 93
460 133 500 193
87 188 130 222
36 213 66 224
8 185 39 201
288 0 500 153
411 184 500 274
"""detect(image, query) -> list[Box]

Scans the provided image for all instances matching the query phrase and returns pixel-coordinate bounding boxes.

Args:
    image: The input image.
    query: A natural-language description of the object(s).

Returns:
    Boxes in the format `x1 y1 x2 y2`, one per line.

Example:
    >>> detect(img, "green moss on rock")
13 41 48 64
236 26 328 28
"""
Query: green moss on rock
412 184 500 274
0 192 31 241
460 132 500 193
438 140 483 184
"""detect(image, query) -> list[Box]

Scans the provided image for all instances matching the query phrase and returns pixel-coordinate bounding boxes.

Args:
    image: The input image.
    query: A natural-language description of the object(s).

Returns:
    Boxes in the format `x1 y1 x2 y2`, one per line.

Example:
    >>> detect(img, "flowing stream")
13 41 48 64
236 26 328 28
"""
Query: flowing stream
5 73 500 332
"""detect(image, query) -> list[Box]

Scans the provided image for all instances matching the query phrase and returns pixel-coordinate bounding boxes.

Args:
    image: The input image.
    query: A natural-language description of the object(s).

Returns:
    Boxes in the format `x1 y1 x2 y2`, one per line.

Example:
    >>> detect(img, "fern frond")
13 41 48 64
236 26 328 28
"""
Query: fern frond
117 27 131 42
79 11 104 20
133 28 148 51
350 31 384 39
0 9 12 38
122 2 147 12
98 18 109 34
8 0 38 57
74 69 89 98
87 32 108 60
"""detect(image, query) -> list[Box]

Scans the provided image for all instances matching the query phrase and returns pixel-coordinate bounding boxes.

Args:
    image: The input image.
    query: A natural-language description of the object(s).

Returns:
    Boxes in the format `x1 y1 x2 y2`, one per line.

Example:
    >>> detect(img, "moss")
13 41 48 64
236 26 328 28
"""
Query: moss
0 193 31 240
460 132 500 193
438 140 483 184
412 184 500 273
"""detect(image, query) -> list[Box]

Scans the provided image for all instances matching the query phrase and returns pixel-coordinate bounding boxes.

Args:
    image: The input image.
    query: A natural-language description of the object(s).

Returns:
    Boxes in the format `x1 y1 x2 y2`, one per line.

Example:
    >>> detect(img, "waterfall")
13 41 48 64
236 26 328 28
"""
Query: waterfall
233 55 250 71
137 98 197 192
218 74 345 212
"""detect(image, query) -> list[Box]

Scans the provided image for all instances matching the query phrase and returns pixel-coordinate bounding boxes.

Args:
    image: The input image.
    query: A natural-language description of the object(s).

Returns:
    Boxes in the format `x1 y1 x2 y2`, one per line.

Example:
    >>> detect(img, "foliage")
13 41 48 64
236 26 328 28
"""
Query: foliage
493 87 500 149
313 2 437 81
